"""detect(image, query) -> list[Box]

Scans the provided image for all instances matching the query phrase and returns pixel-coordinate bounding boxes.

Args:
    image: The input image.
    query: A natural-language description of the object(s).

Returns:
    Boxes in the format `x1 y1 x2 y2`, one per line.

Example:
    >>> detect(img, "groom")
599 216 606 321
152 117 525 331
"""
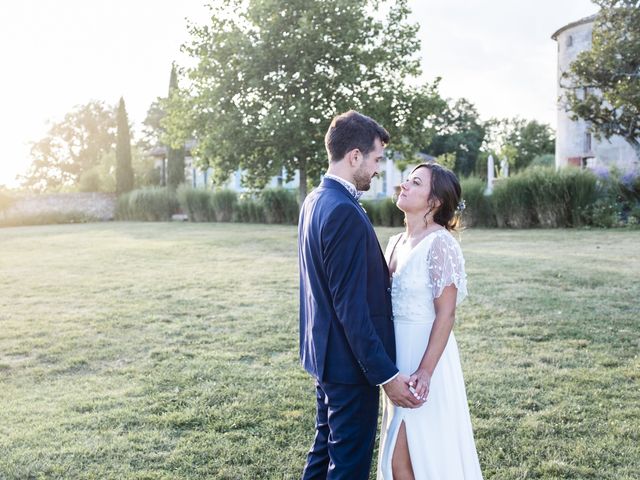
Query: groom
298 110 422 479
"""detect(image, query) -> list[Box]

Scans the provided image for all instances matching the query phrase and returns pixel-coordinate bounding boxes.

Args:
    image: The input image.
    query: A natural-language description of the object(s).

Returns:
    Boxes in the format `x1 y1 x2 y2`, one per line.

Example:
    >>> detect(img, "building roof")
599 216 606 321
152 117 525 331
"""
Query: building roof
551 14 597 40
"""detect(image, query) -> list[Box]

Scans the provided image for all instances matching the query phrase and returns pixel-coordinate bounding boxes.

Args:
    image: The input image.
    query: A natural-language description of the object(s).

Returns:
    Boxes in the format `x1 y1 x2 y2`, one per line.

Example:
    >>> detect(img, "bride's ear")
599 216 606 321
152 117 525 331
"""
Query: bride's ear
428 197 441 211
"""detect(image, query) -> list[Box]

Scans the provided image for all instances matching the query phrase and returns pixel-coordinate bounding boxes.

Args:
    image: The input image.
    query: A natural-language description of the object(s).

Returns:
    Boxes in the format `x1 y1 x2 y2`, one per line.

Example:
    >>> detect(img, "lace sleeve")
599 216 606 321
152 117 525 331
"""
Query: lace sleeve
427 232 468 305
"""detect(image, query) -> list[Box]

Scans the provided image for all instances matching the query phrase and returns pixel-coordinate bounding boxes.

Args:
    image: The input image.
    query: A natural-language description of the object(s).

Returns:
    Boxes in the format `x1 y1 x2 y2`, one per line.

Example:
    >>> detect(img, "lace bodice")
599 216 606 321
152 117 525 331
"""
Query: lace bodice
384 229 468 323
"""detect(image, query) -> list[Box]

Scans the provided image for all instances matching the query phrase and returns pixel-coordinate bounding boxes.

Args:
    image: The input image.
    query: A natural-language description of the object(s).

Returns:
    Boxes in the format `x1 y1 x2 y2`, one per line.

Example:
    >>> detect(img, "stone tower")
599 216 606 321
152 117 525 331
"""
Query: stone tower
552 15 638 170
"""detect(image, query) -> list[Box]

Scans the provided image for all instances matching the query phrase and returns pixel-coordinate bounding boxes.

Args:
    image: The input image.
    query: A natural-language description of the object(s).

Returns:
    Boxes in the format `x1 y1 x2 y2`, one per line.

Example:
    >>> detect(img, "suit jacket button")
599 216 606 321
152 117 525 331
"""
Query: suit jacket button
387 287 391 293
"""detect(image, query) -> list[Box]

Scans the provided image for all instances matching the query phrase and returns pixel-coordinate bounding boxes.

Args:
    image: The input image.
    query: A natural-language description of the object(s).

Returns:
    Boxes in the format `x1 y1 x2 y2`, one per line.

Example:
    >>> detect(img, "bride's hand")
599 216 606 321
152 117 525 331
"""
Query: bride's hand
409 369 431 401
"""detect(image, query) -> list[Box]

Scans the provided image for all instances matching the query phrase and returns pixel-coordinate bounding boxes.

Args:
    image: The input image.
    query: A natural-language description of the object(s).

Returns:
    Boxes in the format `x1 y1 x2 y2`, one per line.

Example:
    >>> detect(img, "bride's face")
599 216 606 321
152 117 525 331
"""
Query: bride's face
397 167 435 214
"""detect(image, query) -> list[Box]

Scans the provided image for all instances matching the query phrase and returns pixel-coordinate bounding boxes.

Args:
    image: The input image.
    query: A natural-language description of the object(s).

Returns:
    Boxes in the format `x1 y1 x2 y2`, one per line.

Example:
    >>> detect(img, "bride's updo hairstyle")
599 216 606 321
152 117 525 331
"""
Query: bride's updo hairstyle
411 162 463 231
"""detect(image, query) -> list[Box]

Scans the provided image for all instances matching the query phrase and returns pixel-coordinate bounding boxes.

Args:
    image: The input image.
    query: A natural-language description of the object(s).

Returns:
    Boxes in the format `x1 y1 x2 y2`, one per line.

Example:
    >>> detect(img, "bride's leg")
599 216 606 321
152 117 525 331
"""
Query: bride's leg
391 421 415 480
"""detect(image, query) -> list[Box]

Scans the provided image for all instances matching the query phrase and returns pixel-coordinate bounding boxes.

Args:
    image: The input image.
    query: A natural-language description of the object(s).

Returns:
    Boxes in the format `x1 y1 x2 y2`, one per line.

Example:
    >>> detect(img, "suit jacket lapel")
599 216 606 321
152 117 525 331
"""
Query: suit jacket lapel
321 178 391 278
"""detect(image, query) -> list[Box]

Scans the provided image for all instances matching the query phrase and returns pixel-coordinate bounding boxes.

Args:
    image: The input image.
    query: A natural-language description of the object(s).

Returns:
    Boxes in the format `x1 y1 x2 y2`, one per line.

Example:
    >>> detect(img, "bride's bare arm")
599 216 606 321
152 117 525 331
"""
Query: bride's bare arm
410 284 457 400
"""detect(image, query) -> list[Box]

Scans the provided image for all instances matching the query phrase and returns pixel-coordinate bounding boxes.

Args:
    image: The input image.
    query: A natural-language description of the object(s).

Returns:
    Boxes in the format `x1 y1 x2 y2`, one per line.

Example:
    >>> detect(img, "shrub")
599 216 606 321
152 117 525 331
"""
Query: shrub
588 197 620 228
491 174 537 228
210 189 238 222
377 197 404 227
528 154 555 169
524 167 566 227
78 168 103 193
235 197 266 223
261 188 299 224
488 167 598 228
0 211 100 228
343 198 403 227
627 203 640 227
177 186 215 222
360 200 381 225
0 190 15 213
460 177 495 227
560 167 598 227
116 187 178 221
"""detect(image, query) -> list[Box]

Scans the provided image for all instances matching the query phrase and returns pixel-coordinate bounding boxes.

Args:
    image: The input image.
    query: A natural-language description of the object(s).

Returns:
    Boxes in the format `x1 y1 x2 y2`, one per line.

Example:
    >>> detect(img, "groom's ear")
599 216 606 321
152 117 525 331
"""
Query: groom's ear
346 148 361 167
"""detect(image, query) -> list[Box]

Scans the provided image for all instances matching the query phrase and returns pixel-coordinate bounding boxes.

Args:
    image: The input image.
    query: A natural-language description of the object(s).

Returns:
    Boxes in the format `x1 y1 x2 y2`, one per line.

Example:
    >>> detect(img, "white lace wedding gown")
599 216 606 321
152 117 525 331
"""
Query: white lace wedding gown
377 229 483 479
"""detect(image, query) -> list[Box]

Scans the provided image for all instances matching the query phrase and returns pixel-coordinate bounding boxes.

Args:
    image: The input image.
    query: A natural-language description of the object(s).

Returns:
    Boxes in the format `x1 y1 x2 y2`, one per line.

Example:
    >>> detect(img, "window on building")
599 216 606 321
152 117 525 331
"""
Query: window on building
585 132 592 152
567 35 573 47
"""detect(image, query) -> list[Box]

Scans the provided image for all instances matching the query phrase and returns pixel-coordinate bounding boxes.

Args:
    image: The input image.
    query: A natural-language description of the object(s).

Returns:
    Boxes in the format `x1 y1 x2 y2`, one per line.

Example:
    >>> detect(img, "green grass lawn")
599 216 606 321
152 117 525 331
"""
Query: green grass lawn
0 222 638 479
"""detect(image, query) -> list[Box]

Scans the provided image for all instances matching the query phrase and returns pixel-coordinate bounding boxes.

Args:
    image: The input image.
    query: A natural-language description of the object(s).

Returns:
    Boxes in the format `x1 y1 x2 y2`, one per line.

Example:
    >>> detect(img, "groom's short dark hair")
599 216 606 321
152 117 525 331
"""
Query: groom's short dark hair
325 110 390 163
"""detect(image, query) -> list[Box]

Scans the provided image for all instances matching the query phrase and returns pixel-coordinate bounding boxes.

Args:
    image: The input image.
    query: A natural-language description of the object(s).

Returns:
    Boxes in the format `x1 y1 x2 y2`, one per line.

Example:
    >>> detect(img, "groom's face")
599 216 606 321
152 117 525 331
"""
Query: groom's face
352 138 384 191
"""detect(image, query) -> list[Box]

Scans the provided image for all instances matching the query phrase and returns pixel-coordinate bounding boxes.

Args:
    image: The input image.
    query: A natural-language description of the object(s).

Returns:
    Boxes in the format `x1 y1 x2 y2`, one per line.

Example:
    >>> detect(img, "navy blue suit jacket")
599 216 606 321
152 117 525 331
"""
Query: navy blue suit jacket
298 178 398 386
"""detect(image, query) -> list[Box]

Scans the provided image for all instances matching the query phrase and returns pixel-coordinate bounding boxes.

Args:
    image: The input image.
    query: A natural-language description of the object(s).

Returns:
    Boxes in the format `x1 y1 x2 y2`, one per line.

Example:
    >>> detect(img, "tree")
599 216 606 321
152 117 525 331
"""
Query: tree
166 64 185 188
140 98 165 151
426 98 485 176
116 97 134 194
483 118 555 172
563 0 640 158
21 101 116 192
164 0 444 201
504 119 555 171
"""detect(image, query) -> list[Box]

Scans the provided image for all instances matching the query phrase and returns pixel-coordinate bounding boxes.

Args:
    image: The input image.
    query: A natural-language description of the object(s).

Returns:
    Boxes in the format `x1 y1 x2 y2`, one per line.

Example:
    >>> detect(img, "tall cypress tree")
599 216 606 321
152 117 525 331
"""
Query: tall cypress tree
116 97 134 194
166 64 185 188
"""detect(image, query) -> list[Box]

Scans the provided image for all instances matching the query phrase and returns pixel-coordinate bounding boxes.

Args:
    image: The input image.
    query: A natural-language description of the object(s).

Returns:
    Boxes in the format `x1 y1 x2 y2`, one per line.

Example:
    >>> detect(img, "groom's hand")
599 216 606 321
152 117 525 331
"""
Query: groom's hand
382 374 424 408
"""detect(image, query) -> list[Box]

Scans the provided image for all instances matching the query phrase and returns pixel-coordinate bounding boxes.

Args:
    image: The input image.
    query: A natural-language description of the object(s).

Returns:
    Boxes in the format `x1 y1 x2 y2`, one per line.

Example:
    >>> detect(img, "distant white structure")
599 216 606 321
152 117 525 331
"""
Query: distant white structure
499 158 509 178
552 15 638 170
150 144 433 199
486 155 495 194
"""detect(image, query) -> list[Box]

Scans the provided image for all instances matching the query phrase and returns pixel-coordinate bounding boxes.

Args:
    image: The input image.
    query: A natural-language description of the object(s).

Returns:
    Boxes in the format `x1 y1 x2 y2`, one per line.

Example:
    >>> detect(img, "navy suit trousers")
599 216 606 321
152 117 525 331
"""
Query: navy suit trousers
302 381 380 480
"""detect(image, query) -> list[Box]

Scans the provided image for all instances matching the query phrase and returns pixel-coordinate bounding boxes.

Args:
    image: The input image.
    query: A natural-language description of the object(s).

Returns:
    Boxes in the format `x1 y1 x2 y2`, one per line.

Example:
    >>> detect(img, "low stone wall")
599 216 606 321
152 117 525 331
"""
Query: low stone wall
2 192 117 221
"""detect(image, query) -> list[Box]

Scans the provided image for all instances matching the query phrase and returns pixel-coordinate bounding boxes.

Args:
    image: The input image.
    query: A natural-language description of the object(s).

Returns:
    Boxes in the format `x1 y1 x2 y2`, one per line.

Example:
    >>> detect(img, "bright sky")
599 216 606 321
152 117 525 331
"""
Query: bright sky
0 0 596 188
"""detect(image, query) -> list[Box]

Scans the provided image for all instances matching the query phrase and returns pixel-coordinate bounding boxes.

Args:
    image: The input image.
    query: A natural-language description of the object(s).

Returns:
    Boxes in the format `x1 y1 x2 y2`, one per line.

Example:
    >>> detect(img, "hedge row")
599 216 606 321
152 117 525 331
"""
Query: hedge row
362 167 638 229
0 211 100 227
359 198 405 227
115 187 299 224
460 166 639 228
7 166 637 229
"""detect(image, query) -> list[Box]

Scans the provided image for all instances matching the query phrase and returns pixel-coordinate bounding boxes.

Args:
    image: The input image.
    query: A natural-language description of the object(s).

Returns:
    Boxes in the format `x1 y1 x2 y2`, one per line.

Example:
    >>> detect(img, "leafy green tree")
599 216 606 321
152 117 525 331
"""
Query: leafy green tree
132 147 161 187
436 152 456 171
0 188 14 213
165 65 185 188
426 98 485 176
140 99 165 151
116 97 134 194
483 118 555 172
563 0 640 158
505 119 555 171
164 0 444 201
21 101 116 192
78 146 157 193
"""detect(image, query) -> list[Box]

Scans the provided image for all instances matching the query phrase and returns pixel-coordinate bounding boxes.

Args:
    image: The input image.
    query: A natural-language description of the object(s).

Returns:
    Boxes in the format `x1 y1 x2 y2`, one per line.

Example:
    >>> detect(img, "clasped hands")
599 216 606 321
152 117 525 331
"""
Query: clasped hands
382 369 431 408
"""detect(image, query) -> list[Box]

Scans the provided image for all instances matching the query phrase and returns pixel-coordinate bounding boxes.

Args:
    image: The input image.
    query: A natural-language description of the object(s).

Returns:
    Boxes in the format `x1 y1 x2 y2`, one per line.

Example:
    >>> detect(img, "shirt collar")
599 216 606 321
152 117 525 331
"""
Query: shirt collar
324 173 363 200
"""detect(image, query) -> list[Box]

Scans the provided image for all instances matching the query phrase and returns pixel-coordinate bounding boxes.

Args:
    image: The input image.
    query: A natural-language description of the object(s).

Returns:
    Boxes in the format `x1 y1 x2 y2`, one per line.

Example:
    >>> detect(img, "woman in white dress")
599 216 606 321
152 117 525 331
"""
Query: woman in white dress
377 163 483 479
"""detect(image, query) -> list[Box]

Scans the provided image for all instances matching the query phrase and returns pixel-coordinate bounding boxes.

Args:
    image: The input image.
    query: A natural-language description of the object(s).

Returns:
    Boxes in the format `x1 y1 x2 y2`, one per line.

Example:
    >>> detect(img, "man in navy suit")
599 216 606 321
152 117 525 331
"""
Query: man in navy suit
299 111 422 480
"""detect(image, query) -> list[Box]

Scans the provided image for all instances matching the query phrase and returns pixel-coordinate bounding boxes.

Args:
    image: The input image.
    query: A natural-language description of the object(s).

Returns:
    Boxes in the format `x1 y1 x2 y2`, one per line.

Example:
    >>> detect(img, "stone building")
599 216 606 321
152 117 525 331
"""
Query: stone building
552 15 638 170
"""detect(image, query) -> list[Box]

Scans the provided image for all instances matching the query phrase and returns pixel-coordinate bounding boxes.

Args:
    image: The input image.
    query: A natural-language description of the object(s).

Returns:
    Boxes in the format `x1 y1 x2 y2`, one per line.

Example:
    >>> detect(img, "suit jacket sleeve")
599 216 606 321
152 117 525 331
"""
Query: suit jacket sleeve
322 204 398 386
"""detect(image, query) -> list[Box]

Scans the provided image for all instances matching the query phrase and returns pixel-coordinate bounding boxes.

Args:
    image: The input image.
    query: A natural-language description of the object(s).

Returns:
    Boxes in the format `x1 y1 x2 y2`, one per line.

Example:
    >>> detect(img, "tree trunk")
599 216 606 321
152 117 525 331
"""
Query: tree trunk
298 162 307 205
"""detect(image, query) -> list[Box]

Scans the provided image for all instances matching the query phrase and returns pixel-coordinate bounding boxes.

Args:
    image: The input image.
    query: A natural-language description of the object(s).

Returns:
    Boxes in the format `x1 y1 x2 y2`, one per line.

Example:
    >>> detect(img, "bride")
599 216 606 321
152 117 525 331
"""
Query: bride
377 163 483 479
